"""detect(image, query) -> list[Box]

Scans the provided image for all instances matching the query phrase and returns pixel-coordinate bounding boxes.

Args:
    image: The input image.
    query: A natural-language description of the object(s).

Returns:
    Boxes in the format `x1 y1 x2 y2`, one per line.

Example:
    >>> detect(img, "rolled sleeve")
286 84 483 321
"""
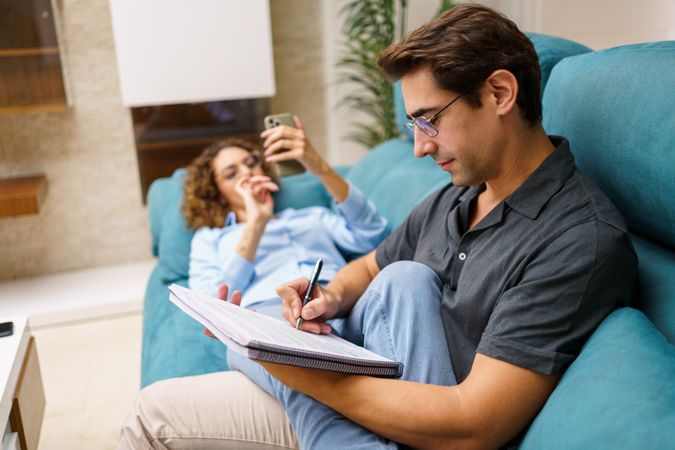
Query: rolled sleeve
217 251 256 294
188 227 256 296
334 182 371 221
321 182 388 254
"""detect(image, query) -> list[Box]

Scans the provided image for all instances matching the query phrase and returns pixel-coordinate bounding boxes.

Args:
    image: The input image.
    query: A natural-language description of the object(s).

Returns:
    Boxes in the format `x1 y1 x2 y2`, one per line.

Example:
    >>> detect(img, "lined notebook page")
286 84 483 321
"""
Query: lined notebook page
169 284 398 365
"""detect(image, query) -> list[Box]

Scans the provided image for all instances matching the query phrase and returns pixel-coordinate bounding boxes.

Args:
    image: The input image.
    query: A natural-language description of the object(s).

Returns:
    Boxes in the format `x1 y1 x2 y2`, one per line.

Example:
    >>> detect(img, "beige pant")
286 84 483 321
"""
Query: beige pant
118 371 300 450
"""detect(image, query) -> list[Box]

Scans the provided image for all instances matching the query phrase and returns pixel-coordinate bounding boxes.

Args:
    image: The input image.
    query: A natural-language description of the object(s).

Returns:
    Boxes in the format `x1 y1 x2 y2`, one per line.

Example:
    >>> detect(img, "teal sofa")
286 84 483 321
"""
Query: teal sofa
141 34 675 448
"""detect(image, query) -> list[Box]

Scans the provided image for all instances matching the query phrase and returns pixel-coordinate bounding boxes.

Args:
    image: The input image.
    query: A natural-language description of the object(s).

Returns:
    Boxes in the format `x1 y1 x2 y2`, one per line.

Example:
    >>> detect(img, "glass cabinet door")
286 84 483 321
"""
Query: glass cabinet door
0 0 67 113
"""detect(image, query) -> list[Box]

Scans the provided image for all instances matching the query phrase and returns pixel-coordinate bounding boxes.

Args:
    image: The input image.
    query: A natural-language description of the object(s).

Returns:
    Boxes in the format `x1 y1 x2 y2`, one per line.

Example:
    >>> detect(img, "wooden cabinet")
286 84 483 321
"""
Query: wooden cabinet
0 0 68 113
9 338 45 450
1 317 45 450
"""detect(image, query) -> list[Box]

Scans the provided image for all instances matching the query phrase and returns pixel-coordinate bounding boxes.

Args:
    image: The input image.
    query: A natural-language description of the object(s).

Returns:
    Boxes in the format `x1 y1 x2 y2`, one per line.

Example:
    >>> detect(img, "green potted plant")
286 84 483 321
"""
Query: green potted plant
336 0 456 149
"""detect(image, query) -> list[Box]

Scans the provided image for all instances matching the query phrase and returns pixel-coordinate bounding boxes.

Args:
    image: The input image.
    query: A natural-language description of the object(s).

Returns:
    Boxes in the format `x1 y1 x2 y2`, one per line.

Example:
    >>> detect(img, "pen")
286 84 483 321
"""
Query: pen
295 259 323 329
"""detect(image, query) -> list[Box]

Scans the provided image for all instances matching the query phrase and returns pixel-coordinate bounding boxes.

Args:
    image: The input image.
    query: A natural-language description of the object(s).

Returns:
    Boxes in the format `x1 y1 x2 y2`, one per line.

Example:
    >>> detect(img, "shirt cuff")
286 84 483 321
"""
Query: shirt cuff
220 252 256 293
334 182 370 220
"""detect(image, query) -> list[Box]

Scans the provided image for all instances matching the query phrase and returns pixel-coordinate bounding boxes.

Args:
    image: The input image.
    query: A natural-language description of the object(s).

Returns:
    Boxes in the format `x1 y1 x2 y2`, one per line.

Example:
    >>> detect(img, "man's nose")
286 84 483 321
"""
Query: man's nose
413 131 438 158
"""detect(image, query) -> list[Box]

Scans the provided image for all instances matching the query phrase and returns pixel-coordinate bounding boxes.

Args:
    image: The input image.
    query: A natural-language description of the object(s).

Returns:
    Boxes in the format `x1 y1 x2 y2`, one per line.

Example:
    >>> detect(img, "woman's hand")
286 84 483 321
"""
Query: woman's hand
276 279 340 334
235 174 278 224
204 283 242 339
260 116 330 176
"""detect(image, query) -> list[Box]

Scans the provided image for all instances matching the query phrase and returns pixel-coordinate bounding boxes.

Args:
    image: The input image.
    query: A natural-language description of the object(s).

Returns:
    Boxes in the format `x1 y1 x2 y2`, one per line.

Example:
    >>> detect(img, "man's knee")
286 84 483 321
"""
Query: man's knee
371 261 441 293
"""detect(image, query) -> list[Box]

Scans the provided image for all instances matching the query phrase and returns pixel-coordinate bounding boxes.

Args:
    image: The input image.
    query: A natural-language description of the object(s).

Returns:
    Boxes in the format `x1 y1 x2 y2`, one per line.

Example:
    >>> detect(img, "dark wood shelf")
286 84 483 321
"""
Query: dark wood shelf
0 0 67 112
0 174 48 218
0 102 67 114
0 47 59 58
136 133 260 152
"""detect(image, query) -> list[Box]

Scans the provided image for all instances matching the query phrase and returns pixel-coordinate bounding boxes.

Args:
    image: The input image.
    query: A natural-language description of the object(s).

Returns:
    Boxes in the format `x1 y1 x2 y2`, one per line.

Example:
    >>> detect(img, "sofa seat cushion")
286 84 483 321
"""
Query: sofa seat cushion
520 307 675 449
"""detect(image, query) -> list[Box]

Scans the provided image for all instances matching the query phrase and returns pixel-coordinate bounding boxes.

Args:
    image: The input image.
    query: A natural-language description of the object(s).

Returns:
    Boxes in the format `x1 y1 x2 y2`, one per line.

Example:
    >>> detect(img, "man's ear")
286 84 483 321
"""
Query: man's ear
484 69 518 117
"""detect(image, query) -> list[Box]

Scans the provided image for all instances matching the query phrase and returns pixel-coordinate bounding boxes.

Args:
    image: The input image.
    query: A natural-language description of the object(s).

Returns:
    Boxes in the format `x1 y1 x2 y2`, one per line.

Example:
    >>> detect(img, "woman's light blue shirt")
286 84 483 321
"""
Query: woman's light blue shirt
188 183 388 307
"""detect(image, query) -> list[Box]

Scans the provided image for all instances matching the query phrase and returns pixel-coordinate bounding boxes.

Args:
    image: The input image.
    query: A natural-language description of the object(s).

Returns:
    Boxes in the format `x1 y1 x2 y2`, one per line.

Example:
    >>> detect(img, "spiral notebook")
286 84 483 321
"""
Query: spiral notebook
168 284 403 378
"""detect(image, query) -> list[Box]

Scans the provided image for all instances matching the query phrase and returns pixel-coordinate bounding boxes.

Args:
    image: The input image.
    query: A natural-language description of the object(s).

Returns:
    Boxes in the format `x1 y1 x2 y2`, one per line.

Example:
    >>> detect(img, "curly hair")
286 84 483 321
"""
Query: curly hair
182 138 277 230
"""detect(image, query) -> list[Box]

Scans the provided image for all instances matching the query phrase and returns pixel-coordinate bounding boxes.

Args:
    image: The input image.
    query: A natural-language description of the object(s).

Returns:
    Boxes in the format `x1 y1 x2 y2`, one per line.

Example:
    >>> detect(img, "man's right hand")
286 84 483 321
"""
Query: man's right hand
276 279 339 334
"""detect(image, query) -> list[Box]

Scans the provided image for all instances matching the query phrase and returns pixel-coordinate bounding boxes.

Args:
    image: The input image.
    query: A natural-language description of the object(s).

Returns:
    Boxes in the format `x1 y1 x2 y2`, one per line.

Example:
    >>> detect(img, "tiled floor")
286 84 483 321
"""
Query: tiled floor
33 313 142 450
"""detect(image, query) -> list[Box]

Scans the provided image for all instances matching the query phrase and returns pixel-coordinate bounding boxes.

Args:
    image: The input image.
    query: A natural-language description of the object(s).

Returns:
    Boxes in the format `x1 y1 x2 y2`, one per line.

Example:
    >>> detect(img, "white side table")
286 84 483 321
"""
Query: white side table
1 317 45 450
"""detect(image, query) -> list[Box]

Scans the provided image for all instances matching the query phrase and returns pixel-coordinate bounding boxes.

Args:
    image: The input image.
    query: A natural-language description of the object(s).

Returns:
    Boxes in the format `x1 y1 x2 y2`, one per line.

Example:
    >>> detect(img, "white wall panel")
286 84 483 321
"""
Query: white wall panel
109 0 276 106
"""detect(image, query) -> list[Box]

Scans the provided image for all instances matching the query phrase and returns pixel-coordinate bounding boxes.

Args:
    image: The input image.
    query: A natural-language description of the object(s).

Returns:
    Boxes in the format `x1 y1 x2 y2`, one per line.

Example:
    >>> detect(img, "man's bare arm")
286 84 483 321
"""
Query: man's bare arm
326 250 381 316
261 353 559 449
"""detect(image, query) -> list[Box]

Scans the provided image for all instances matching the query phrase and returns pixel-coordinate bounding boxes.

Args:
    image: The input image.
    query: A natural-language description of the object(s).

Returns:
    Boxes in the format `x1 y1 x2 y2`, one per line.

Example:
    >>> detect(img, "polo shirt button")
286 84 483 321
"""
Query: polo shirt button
458 252 467 261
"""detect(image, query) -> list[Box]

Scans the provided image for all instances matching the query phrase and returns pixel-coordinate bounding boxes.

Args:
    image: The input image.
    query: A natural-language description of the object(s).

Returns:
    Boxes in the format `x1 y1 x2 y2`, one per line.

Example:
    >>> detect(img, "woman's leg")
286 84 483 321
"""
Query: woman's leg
118 371 299 450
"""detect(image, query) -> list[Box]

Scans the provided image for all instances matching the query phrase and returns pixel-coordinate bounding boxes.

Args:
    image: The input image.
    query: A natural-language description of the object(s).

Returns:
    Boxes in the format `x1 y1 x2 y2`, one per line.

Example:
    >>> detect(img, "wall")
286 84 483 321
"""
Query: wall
535 0 675 50
0 0 149 280
0 0 326 280
269 0 326 155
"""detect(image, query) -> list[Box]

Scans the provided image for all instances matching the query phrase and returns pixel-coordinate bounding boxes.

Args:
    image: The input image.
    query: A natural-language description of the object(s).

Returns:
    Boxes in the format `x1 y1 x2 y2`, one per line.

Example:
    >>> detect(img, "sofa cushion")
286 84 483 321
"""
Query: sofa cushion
542 41 675 247
346 137 449 228
157 205 195 285
147 176 176 257
520 307 675 450
141 269 228 388
631 234 675 343
525 32 592 93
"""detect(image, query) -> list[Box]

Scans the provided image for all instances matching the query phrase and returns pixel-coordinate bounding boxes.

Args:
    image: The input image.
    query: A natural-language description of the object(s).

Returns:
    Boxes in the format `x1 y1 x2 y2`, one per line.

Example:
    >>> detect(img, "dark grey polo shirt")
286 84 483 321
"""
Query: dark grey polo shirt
376 137 637 383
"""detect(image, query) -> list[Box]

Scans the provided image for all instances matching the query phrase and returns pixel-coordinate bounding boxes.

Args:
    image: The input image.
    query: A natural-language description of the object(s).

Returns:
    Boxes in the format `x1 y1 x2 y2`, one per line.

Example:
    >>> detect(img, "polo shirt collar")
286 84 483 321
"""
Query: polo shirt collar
504 136 575 219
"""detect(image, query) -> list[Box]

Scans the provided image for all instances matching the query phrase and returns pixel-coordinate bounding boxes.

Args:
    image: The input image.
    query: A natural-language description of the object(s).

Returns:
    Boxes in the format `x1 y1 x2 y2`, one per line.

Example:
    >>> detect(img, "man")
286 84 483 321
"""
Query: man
120 5 636 449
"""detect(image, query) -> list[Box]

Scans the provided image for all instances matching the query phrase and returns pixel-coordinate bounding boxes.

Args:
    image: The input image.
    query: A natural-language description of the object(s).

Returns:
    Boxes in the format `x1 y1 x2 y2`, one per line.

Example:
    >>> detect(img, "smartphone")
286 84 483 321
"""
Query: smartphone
263 113 306 177
0 321 13 338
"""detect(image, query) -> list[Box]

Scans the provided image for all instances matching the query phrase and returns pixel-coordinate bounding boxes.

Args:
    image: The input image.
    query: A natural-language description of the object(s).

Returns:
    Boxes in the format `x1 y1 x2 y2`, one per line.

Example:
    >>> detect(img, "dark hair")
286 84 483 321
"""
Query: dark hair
378 4 542 126
182 138 277 229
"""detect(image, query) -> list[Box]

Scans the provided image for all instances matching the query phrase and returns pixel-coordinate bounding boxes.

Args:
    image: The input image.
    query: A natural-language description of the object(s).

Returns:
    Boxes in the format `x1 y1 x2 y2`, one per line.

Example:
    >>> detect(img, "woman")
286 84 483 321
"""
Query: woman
183 116 388 309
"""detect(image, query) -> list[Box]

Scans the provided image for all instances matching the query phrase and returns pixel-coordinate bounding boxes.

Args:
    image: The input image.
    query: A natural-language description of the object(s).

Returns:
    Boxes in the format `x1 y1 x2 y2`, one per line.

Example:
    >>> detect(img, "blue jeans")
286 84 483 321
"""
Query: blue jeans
228 261 457 449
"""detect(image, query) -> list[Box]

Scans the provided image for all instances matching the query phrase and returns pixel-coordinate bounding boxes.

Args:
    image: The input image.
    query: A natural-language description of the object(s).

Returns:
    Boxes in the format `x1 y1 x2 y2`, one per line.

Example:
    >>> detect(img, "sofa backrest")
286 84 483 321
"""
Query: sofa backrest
542 41 675 342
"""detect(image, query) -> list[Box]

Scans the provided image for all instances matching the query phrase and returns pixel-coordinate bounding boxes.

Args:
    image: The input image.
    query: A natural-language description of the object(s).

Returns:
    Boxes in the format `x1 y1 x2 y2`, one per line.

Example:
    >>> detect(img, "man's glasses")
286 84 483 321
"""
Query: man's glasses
404 90 467 137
